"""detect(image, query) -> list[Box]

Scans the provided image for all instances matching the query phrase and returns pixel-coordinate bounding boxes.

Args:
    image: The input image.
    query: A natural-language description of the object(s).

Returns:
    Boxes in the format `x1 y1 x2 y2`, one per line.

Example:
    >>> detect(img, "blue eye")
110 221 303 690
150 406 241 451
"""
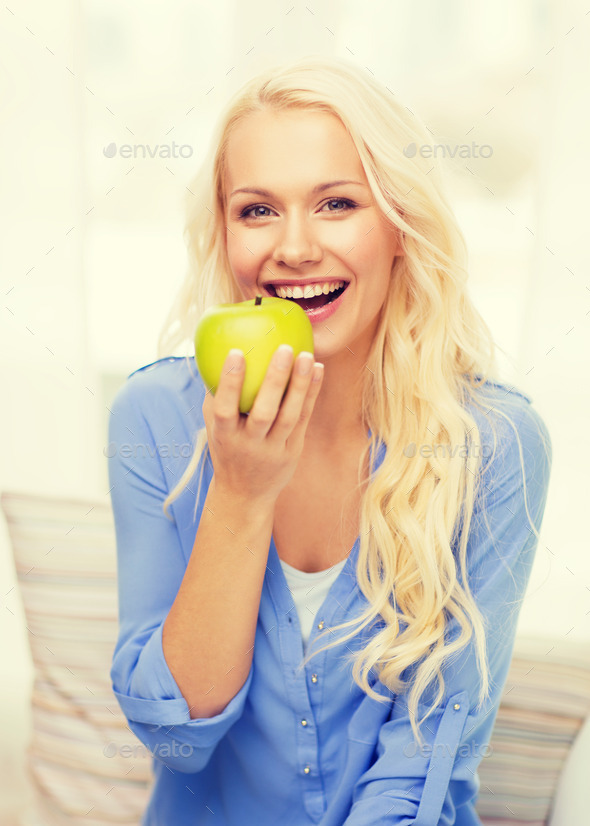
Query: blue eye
238 198 357 220
321 199 356 212
239 205 272 219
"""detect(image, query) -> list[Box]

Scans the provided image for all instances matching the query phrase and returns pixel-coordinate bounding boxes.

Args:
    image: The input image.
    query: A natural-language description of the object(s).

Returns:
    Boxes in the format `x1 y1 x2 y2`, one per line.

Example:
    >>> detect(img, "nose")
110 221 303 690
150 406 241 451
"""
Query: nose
272 212 322 269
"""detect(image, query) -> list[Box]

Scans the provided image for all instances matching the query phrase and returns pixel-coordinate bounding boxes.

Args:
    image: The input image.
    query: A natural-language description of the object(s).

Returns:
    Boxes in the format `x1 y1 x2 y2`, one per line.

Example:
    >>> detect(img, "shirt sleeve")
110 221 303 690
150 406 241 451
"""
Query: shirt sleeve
343 398 553 825
107 375 253 775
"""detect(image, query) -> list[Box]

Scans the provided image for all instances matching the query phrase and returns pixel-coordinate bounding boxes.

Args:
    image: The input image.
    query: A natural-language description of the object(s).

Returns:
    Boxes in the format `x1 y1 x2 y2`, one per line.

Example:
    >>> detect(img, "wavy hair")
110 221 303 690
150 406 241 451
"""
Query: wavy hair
158 55 545 746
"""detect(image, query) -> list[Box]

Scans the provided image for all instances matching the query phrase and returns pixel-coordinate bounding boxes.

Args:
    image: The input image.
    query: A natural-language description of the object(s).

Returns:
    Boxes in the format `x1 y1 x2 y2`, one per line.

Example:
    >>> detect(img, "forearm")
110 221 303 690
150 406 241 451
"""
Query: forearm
162 479 274 719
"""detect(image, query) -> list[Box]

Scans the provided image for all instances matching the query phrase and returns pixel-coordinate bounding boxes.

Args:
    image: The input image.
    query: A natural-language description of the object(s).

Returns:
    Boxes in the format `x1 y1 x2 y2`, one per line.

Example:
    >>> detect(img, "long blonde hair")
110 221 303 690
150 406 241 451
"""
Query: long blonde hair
159 55 545 746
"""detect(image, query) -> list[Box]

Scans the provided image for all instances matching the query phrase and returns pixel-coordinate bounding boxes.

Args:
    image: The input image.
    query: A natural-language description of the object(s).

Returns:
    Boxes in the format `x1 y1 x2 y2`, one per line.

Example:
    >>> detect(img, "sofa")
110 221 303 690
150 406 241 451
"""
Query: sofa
1 490 589 826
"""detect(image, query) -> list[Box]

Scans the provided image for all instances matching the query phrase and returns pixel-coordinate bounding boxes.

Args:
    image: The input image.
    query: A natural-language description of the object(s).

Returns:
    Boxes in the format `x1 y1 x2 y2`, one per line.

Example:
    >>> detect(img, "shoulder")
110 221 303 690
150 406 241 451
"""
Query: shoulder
110 356 207 433
465 376 551 453
462 376 552 507
126 356 201 393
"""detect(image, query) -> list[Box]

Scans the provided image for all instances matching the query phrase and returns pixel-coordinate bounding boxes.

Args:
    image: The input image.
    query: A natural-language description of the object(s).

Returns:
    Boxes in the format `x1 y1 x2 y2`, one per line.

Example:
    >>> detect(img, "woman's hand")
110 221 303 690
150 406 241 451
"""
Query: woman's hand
202 345 324 505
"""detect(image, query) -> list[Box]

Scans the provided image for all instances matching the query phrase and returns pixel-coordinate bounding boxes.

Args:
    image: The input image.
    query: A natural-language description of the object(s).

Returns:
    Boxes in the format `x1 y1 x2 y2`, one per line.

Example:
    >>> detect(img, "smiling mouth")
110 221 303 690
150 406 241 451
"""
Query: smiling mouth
267 282 349 310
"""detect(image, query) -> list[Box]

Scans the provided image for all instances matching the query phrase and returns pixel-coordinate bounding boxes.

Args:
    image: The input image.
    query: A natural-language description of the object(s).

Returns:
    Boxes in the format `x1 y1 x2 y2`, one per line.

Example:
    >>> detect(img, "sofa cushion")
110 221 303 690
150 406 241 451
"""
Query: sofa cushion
1 491 152 826
476 635 590 825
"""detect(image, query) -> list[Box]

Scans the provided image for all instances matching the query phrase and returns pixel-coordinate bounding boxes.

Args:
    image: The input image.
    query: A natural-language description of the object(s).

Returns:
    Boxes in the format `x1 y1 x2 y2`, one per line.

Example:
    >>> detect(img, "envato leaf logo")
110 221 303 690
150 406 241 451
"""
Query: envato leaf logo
103 142 117 158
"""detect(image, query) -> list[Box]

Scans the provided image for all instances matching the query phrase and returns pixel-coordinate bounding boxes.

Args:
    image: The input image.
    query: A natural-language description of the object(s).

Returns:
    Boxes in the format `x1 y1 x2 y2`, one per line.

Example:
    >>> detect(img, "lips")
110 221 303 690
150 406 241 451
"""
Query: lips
264 279 350 323
273 280 346 300
266 280 348 310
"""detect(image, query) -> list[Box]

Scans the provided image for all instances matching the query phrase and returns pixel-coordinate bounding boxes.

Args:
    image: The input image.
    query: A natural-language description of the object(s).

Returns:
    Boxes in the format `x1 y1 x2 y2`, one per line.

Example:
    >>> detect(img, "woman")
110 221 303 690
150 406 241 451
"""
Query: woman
108 55 552 825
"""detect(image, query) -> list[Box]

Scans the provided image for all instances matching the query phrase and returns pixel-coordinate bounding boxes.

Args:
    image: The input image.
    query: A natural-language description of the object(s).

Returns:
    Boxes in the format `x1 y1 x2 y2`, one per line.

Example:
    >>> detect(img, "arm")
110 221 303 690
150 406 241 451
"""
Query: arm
162 479 274 719
108 376 256 774
162 346 322 719
342 399 553 825
108 349 323 773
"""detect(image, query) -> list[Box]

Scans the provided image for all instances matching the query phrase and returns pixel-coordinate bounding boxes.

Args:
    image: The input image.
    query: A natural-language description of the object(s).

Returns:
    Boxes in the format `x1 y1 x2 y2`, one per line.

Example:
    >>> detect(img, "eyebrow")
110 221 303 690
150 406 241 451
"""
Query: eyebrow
229 180 366 199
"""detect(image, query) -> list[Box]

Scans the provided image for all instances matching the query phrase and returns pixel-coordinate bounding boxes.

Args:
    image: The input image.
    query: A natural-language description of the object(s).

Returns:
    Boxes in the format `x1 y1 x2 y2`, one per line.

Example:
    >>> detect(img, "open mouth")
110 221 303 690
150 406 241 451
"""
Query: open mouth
267 281 349 311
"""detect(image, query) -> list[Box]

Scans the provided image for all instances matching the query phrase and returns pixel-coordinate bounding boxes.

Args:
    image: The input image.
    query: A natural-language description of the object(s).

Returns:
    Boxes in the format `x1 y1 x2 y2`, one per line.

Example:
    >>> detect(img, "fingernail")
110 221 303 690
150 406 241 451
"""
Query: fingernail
312 363 324 382
296 352 314 375
275 344 293 369
226 349 244 370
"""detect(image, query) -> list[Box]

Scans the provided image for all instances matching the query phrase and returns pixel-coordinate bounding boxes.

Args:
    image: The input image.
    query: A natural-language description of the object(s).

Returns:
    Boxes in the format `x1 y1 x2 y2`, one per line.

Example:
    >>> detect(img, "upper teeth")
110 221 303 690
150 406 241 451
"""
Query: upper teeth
274 280 345 299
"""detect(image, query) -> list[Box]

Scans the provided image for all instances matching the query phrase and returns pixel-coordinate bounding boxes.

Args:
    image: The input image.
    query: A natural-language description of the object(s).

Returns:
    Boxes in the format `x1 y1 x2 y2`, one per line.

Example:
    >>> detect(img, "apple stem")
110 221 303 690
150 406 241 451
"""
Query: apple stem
255 294 262 305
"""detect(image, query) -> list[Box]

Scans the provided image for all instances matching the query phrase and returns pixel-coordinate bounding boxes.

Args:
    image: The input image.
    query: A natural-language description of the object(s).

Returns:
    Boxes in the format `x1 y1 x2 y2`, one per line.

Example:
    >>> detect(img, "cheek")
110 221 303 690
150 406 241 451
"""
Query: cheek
226 231 258 282
352 230 388 274
350 231 395 303
357 225 398 274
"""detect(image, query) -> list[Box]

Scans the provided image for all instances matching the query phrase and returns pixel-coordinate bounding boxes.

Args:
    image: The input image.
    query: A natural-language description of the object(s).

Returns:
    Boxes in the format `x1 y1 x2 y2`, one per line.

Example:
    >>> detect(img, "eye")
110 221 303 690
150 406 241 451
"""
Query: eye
237 197 357 221
238 204 274 220
321 198 357 212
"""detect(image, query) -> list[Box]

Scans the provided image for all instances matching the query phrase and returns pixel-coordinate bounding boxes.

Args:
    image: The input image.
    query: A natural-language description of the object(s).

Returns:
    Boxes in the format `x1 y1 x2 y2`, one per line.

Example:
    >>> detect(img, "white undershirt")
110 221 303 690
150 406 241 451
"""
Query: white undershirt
279 557 348 652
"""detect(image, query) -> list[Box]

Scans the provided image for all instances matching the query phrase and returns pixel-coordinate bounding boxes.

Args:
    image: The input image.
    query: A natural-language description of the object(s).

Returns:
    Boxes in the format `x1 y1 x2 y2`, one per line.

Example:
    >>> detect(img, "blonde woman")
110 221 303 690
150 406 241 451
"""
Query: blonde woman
108 56 552 825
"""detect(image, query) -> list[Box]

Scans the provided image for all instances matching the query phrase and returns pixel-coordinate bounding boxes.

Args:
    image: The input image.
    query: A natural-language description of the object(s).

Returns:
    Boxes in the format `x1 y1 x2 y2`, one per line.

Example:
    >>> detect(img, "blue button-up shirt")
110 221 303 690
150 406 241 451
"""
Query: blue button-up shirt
107 357 552 825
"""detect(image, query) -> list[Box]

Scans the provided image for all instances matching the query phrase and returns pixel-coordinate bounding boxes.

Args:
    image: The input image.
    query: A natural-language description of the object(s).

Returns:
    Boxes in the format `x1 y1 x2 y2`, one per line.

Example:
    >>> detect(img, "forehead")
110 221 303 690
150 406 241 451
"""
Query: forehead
224 109 365 194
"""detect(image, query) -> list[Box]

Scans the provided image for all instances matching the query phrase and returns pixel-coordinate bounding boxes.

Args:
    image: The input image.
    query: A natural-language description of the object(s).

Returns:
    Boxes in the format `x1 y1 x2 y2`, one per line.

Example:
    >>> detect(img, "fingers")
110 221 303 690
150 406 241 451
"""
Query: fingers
244 344 297 438
269 357 324 446
206 346 324 447
207 349 245 434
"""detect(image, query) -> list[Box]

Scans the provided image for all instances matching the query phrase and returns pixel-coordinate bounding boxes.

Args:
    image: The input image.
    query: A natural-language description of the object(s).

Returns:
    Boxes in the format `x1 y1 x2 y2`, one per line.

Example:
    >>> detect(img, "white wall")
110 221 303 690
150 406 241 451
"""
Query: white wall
1 0 589 820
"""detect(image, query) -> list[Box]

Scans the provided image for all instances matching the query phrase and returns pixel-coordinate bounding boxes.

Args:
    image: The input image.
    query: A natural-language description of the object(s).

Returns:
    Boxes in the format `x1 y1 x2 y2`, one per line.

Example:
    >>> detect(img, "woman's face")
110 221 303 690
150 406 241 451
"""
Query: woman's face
223 108 403 363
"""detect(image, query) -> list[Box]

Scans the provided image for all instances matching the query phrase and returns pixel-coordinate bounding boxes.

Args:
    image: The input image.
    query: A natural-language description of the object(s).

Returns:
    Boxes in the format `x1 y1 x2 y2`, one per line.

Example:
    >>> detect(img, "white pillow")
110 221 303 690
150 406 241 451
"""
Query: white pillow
1 491 152 826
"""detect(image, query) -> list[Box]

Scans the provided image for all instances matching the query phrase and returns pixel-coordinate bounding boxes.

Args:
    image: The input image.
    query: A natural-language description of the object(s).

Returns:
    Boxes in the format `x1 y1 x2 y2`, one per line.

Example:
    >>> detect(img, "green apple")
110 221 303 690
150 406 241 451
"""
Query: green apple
194 294 314 414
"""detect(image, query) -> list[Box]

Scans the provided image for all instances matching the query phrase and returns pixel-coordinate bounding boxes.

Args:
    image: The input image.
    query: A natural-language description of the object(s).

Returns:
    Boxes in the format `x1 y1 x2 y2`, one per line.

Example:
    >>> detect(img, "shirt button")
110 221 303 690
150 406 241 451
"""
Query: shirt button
317 620 325 630
301 719 308 727
453 703 461 710
303 765 311 775
311 674 318 683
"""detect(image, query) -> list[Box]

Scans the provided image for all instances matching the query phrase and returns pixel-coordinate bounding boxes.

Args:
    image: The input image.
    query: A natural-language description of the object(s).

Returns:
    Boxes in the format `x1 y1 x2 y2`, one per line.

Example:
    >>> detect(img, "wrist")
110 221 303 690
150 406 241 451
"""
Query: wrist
207 477 278 518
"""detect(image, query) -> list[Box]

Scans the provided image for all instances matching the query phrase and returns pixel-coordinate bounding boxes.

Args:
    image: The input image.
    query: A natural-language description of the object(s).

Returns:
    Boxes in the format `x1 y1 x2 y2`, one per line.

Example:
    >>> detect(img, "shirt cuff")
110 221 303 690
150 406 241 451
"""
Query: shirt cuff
112 622 254 746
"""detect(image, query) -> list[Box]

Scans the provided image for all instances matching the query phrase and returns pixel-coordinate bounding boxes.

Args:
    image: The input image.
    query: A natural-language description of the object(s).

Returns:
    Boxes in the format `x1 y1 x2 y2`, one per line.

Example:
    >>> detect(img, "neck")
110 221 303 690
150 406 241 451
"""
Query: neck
305 347 369 450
